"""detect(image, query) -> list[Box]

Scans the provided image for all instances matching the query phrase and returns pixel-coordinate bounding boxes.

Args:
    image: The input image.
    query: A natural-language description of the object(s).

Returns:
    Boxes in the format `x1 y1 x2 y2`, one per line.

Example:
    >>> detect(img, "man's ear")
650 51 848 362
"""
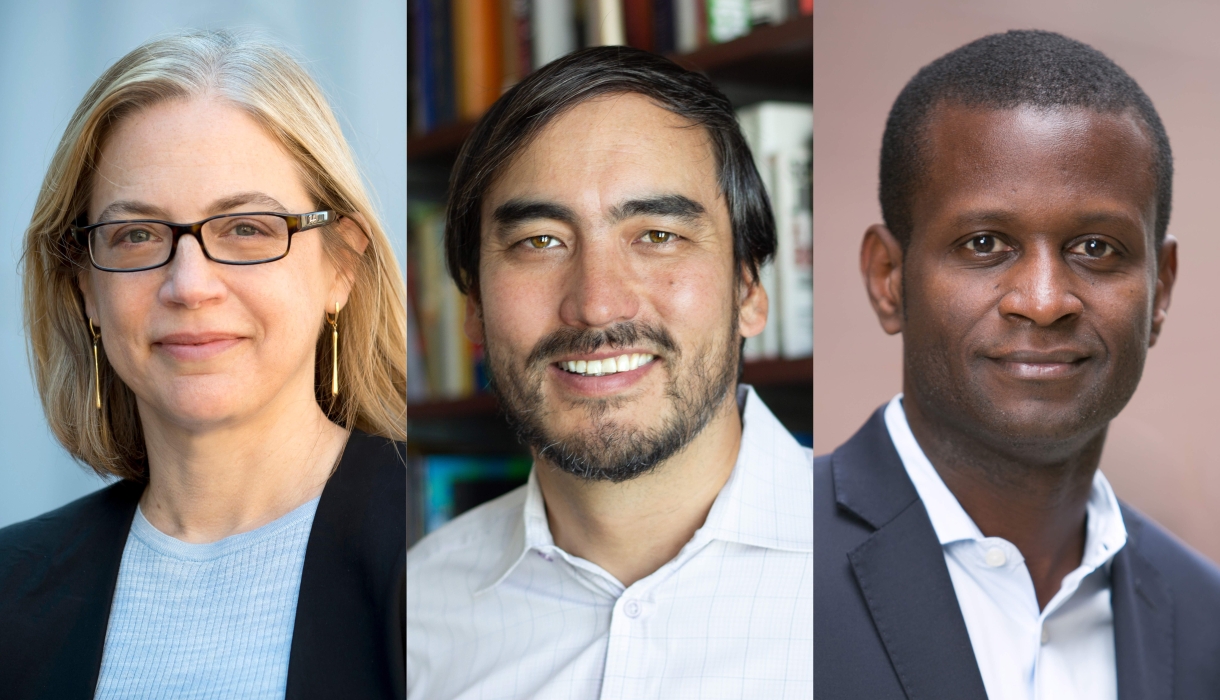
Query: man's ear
1149 234 1178 348
860 223 905 335
737 264 768 339
464 293 485 344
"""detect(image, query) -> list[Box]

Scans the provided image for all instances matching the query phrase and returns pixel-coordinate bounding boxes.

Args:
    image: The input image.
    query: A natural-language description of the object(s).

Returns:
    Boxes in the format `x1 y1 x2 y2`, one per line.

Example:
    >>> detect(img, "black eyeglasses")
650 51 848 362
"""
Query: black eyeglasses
69 210 337 272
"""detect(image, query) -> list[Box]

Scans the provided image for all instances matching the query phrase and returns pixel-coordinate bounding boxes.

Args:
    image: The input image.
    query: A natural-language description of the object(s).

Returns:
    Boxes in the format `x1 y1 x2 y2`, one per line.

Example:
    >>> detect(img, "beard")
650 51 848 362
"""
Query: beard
485 314 740 483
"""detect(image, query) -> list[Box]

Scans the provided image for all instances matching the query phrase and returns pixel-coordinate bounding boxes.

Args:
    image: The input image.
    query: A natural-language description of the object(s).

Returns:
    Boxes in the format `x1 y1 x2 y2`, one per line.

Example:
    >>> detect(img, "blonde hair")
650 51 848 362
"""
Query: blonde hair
23 30 407 480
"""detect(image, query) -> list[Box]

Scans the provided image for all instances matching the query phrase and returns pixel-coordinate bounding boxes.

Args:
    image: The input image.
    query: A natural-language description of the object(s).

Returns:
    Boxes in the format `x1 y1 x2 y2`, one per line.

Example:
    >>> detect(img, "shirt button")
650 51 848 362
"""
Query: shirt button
984 547 1007 568
623 600 641 618
1041 627 1050 645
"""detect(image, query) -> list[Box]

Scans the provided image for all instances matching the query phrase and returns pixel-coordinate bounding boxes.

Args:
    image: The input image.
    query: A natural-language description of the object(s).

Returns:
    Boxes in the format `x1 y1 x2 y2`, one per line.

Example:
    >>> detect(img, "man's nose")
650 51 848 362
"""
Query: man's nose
558 243 641 328
996 245 1084 326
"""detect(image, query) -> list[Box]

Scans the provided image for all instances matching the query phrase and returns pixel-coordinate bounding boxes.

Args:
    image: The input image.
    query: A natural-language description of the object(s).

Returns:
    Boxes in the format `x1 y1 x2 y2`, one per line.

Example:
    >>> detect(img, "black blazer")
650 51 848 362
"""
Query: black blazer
815 408 1220 699
0 430 405 700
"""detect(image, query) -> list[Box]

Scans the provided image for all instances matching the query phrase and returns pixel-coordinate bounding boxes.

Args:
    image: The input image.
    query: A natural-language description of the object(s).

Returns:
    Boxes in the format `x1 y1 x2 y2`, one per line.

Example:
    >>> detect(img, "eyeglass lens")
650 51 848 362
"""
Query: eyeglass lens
89 214 291 270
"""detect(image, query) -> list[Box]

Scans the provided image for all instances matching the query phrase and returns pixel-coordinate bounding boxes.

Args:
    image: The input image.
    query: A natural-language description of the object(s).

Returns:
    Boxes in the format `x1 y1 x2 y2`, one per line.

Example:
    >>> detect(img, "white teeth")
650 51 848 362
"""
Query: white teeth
560 353 658 376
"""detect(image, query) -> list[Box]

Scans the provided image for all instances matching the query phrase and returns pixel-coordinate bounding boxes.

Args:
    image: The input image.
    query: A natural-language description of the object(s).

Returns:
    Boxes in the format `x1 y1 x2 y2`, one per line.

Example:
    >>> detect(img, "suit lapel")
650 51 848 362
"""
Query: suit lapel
39 479 142 698
834 409 989 700
1111 509 1174 700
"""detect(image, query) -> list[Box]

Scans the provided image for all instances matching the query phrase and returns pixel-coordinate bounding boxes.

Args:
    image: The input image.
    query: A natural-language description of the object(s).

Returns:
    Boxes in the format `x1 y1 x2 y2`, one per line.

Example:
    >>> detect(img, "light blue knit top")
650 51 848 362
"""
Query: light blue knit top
93 496 320 699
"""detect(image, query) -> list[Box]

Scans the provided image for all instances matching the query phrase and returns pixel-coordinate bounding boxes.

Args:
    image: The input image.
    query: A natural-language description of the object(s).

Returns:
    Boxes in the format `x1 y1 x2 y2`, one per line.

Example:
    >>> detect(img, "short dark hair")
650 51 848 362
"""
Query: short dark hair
444 46 775 297
880 29 1172 249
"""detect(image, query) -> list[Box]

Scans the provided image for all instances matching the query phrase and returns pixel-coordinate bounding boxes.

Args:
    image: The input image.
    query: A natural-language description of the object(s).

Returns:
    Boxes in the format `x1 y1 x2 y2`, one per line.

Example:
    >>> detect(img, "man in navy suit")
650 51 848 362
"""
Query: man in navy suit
815 30 1220 699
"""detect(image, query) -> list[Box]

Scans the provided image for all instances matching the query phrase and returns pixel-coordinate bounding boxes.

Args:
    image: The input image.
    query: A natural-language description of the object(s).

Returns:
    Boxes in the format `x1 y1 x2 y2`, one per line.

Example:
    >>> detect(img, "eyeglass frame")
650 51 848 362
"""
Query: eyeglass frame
67 210 338 273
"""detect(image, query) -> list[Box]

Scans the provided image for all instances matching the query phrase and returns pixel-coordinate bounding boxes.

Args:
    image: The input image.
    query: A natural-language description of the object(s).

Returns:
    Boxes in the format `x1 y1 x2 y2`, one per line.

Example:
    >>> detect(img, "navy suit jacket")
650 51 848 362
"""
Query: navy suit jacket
0 430 406 700
815 407 1220 699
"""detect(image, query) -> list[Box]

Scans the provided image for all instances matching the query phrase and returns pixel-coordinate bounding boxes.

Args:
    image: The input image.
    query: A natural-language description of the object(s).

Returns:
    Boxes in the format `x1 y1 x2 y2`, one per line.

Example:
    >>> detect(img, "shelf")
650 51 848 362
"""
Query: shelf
409 356 811 421
407 14 812 163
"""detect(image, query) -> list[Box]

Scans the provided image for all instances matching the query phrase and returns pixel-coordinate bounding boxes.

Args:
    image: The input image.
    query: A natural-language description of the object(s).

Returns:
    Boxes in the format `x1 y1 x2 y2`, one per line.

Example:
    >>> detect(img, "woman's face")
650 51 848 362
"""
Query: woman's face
80 96 347 431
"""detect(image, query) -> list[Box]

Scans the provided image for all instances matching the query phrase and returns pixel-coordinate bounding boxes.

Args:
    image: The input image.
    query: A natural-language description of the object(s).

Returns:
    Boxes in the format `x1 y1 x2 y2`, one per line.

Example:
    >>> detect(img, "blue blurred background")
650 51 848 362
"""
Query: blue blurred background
0 0 406 527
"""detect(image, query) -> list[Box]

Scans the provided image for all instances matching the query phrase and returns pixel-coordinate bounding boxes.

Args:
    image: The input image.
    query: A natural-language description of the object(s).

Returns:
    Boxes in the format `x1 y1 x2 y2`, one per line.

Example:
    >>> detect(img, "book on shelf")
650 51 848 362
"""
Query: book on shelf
409 0 811 135
410 454 532 534
737 101 813 360
408 204 485 400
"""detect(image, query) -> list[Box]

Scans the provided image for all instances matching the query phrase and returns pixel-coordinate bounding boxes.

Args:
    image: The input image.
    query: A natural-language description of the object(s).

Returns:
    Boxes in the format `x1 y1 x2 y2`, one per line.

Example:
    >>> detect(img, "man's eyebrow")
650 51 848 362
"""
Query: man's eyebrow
949 209 1020 228
1072 210 1143 229
95 192 291 224
949 208 1142 230
608 194 707 224
491 199 580 234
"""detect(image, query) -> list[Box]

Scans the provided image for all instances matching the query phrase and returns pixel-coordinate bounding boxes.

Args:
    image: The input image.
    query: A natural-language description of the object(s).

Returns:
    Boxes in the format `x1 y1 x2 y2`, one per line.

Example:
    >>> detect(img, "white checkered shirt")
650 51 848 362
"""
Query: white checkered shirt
406 385 813 700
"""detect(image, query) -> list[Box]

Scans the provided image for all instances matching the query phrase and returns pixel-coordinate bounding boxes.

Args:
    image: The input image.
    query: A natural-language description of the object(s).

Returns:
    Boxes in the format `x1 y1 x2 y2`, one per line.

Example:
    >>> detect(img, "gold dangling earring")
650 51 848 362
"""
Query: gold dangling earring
89 320 102 410
326 303 340 396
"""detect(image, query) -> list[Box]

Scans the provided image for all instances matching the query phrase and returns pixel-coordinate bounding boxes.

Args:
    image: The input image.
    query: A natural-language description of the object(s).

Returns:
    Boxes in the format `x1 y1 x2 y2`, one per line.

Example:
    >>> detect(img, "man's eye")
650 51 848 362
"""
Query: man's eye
642 230 676 244
963 234 1008 254
524 235 560 249
1070 238 1115 259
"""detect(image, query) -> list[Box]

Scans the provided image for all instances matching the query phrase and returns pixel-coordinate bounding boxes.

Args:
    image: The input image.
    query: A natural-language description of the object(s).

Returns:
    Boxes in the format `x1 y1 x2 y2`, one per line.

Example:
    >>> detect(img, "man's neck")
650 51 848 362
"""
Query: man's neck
534 392 743 588
902 393 1106 611
138 383 348 544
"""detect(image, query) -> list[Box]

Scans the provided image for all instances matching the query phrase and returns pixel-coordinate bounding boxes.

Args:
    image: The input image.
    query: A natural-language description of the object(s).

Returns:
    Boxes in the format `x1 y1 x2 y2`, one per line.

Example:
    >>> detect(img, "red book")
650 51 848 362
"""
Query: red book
624 0 654 51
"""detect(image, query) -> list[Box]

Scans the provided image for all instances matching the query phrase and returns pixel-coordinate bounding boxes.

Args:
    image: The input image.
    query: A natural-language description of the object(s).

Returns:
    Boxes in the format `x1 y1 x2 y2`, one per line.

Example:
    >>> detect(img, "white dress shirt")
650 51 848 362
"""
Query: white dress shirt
884 395 1127 700
407 385 812 700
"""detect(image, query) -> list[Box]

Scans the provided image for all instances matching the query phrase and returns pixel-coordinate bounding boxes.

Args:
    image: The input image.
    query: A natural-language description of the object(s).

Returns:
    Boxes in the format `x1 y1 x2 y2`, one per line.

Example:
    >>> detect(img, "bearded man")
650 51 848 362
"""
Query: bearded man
406 47 812 700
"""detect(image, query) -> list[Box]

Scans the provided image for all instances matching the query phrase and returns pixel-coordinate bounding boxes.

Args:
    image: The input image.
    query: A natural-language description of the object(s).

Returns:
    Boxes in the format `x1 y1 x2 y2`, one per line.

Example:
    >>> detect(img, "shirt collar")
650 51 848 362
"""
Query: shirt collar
476 384 812 593
883 394 1127 564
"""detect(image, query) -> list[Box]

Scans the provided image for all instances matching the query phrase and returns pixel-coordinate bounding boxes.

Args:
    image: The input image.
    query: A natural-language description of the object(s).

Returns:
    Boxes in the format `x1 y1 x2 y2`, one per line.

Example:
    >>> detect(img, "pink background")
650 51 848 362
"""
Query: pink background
815 0 1220 562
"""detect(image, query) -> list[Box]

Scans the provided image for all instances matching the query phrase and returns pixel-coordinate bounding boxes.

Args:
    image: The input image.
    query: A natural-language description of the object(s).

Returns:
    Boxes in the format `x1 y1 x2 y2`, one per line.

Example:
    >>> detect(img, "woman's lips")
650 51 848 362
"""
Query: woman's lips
153 336 244 362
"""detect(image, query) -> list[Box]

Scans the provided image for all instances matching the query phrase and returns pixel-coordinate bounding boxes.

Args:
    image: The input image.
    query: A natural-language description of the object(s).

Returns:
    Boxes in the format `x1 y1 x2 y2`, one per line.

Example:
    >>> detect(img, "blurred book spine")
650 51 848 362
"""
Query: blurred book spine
706 0 749 42
738 102 813 360
408 204 483 400
409 0 810 135
412 454 533 533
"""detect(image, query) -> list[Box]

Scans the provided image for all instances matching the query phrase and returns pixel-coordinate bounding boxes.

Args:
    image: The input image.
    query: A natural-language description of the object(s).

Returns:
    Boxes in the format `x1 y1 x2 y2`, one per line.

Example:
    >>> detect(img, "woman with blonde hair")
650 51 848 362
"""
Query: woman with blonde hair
0 30 406 698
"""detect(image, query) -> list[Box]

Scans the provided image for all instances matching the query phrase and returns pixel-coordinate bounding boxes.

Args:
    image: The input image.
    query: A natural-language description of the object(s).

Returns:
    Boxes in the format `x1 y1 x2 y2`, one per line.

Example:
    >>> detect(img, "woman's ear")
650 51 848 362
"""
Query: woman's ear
737 264 769 340
338 212 372 256
328 213 373 309
77 269 97 323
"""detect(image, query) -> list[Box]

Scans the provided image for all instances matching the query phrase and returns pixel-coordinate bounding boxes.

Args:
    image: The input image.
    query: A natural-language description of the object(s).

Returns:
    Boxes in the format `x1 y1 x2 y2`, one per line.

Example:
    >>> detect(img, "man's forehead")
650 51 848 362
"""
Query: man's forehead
914 104 1158 225
483 95 722 222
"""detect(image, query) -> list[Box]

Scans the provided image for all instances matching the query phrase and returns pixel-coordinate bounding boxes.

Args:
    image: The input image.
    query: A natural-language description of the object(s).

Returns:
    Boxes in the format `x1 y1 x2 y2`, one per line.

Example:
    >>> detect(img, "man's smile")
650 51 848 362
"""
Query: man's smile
556 352 658 376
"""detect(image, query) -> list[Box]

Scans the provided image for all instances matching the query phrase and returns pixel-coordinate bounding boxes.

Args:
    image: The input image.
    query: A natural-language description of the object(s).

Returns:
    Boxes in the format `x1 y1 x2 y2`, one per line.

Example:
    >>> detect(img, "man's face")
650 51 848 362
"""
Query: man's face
471 93 757 481
898 104 1170 450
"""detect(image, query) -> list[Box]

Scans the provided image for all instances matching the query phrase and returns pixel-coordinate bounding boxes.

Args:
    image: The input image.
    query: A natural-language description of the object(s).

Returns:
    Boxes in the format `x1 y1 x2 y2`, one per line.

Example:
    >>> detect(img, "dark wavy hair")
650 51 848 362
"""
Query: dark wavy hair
880 29 1172 250
443 45 776 297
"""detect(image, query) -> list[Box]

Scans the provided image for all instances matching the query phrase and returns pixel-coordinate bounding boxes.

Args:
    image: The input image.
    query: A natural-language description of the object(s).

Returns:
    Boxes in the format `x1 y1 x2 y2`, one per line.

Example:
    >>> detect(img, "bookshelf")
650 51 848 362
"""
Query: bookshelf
408 8 812 545
408 15 811 162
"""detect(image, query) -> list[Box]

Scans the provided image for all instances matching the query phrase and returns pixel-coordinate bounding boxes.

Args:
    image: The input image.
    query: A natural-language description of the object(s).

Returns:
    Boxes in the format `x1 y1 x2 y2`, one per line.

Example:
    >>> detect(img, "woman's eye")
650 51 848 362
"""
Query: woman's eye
524 235 559 249
1071 239 1115 259
643 230 676 244
121 228 155 244
963 234 1008 254
233 224 262 237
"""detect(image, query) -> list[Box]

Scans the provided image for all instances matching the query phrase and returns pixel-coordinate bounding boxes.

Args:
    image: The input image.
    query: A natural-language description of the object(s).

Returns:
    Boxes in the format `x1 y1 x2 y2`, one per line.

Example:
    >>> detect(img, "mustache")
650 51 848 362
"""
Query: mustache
525 322 679 367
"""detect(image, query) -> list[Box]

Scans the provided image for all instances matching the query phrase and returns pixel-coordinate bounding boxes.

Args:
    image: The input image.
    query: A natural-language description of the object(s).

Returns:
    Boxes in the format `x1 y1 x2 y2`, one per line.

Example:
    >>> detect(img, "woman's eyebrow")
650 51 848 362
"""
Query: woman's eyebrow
95 192 290 223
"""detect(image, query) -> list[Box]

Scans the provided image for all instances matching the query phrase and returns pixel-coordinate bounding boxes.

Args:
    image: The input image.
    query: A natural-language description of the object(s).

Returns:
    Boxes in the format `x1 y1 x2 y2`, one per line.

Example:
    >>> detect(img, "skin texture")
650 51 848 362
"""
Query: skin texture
468 93 768 587
862 104 1177 609
80 96 368 543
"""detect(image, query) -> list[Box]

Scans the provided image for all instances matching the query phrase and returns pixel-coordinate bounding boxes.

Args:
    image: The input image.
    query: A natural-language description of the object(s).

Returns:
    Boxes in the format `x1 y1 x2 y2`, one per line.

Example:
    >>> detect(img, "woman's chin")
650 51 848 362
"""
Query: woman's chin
141 376 274 430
